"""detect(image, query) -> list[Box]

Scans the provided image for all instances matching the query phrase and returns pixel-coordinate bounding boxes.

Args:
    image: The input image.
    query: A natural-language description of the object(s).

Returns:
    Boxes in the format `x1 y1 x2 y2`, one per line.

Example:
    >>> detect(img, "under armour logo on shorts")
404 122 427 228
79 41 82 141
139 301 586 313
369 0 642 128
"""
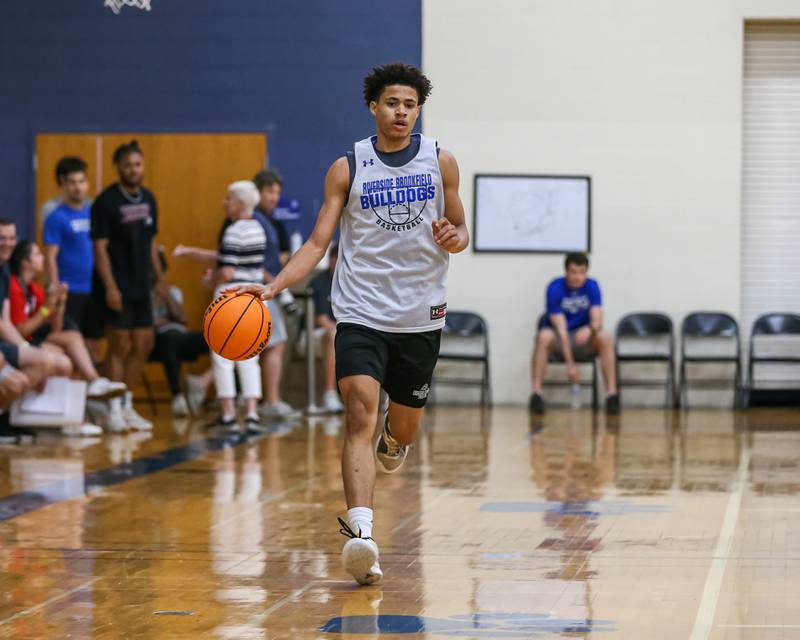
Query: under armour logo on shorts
412 384 430 400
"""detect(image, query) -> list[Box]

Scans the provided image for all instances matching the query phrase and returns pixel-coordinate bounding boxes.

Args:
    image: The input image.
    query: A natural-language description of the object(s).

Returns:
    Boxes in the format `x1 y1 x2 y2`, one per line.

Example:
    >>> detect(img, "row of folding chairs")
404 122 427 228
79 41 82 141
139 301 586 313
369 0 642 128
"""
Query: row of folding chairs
617 311 800 408
428 310 800 410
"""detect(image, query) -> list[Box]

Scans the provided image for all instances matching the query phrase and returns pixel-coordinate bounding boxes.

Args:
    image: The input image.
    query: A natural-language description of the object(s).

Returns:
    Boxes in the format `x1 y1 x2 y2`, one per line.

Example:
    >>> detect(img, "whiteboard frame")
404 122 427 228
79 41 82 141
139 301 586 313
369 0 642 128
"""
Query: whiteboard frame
472 173 592 254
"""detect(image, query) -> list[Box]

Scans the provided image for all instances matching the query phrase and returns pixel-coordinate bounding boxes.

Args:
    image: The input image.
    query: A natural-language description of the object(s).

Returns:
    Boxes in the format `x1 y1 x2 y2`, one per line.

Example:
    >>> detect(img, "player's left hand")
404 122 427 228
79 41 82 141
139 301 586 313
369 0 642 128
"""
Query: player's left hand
432 218 461 252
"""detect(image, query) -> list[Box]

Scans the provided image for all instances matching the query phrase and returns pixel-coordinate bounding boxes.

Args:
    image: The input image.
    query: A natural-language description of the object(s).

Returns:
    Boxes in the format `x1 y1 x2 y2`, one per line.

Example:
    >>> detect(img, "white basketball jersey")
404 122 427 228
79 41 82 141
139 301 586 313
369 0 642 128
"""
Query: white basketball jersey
332 134 449 333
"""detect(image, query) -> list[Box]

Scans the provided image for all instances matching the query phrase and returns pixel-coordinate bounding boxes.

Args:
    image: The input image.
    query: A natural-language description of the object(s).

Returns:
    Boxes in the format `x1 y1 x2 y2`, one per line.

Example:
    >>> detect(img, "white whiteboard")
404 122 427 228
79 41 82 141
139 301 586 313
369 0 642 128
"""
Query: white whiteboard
473 174 591 253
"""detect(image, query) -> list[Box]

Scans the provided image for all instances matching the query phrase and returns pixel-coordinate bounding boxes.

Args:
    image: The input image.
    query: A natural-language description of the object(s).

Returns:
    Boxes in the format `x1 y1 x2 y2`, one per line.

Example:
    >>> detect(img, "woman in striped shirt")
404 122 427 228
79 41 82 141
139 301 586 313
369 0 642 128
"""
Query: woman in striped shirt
174 181 267 432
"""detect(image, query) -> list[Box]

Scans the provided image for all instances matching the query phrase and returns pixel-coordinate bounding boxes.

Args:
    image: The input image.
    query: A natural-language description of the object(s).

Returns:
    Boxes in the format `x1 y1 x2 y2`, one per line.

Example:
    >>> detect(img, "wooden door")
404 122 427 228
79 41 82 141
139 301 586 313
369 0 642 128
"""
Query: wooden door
35 132 267 331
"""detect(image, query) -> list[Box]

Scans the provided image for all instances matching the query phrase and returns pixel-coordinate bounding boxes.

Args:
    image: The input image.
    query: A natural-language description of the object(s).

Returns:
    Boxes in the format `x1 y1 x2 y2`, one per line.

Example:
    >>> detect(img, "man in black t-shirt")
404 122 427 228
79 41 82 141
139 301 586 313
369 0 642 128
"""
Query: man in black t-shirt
309 243 342 413
91 140 163 431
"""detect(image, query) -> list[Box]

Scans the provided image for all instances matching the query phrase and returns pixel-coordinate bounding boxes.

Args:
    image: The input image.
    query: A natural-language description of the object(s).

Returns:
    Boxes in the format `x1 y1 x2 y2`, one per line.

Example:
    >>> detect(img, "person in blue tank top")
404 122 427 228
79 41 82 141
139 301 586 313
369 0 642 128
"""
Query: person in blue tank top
229 63 469 587
529 252 619 414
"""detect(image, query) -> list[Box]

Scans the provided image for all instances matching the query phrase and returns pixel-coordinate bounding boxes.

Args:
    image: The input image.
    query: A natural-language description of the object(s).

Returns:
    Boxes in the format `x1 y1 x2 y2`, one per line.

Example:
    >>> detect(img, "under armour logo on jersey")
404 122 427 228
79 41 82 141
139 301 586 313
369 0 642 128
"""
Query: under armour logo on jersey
362 159 374 167
412 384 430 400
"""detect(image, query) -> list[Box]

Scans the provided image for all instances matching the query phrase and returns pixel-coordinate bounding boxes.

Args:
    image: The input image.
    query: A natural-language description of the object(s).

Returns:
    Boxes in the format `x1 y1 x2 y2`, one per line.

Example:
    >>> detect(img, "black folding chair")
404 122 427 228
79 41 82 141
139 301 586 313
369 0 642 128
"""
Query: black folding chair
615 312 675 407
747 313 800 403
434 311 491 406
679 312 741 408
538 314 598 410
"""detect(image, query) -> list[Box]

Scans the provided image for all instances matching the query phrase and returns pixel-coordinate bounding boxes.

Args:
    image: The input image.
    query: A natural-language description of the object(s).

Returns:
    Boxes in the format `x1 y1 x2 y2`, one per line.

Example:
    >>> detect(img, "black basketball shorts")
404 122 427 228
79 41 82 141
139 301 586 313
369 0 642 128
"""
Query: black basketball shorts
334 322 442 408
108 297 154 330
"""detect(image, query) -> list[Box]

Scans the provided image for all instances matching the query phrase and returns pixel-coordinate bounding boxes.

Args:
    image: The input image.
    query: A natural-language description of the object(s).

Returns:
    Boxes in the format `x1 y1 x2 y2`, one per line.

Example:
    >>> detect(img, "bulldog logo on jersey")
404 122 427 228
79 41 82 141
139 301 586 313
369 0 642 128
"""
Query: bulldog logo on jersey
359 172 437 231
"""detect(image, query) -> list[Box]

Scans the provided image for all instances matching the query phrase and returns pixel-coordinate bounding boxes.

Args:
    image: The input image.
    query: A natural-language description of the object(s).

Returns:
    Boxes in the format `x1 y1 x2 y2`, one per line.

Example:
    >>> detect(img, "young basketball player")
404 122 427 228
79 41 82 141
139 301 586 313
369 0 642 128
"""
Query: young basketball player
229 62 469 585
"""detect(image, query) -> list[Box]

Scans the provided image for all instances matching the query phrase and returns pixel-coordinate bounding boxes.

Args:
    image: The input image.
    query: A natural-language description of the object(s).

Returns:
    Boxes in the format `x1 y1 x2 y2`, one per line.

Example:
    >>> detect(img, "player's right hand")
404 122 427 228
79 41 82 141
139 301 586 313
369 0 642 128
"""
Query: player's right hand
223 283 276 301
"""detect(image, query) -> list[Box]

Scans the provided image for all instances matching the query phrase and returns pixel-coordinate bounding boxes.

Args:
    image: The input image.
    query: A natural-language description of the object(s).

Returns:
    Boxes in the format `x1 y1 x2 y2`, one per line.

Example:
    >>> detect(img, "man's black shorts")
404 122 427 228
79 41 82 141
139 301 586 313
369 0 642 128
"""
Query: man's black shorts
108 297 154 330
65 292 105 339
335 322 441 408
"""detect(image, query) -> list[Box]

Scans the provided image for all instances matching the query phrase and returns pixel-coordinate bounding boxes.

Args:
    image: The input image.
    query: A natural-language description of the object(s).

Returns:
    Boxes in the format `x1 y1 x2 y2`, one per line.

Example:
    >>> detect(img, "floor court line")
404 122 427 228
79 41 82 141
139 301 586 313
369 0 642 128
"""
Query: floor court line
0 577 100 627
246 580 319 627
689 446 751 640
719 625 800 628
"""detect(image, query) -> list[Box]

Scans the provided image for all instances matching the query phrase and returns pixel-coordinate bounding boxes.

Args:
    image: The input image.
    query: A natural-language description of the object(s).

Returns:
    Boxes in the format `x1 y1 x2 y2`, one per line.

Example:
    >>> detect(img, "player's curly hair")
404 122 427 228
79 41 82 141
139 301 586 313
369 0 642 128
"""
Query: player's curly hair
363 62 433 107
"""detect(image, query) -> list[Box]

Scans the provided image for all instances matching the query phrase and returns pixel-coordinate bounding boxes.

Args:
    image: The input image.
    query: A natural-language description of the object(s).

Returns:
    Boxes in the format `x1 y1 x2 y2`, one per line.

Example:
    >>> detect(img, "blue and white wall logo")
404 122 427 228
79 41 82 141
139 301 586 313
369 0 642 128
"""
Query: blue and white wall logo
104 0 151 13
360 172 436 231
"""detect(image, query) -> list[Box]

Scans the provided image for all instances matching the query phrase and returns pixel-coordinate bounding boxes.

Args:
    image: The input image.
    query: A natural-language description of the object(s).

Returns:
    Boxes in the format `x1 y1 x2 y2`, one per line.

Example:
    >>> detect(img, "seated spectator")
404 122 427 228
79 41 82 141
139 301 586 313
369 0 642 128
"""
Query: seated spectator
309 243 343 413
8 240 126 402
151 250 213 417
0 351 32 444
43 156 103 362
529 252 619 414
0 351 29 408
0 220 69 440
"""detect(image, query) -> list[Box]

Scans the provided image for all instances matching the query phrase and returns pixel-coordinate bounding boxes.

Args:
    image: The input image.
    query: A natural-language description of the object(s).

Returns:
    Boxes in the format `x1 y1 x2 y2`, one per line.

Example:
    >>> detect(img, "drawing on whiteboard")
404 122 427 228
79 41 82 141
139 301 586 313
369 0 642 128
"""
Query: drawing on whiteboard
508 188 559 236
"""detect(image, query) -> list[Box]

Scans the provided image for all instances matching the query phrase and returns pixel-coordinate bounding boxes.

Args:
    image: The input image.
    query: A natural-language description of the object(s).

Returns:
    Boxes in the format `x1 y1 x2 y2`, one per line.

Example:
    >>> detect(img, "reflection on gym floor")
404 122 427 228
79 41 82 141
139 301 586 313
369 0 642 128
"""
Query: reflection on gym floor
0 407 798 638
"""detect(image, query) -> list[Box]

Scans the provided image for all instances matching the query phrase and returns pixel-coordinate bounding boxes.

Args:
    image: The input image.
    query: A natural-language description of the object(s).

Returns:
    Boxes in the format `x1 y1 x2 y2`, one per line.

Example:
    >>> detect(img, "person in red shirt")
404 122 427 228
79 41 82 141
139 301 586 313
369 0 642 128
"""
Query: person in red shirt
9 241 126 400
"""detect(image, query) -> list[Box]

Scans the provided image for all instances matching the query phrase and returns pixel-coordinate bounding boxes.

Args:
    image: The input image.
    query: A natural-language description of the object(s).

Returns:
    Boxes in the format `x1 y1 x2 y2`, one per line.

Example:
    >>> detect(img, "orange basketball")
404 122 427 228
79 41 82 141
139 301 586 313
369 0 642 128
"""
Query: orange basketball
203 292 272 361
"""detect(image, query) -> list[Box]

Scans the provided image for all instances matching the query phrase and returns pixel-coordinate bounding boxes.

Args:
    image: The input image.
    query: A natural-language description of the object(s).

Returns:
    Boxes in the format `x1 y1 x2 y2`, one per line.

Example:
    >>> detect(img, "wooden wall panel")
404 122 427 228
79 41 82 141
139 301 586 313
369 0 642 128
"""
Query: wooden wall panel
36 133 267 331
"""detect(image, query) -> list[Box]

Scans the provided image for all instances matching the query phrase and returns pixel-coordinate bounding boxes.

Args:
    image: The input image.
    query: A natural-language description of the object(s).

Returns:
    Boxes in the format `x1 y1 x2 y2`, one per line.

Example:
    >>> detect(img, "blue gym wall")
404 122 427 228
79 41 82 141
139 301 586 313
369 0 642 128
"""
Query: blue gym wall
0 0 422 241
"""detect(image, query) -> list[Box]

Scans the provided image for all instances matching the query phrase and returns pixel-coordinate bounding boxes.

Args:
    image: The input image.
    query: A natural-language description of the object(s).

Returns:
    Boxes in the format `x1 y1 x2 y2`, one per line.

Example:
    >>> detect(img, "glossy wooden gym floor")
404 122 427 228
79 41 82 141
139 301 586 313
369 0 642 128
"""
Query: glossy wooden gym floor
0 405 798 639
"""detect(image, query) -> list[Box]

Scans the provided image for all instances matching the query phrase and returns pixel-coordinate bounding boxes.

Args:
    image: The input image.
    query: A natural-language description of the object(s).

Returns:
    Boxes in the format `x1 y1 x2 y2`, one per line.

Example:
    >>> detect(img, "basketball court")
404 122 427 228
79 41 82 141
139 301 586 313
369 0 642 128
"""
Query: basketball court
0 406 796 638
2 0 800 638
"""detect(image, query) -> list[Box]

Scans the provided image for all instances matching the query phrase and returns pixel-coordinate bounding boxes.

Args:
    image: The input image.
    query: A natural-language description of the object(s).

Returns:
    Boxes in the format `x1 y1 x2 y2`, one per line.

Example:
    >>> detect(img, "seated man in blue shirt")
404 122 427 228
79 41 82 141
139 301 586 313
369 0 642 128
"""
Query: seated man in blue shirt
529 252 619 414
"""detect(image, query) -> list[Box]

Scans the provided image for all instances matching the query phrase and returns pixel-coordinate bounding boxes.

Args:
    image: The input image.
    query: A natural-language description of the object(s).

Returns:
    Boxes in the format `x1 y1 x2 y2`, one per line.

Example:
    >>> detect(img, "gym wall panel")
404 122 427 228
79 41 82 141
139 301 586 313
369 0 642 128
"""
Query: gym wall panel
741 22 800 382
424 0 800 404
0 0 422 241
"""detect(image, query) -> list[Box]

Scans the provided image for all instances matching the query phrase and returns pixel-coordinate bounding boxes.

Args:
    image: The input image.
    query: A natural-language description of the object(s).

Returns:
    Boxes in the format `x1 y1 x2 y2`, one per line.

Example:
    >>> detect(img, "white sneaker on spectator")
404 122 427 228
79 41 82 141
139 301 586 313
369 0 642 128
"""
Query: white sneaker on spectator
322 390 344 414
62 423 103 437
259 399 302 420
186 375 207 414
106 398 127 433
171 394 189 417
123 392 153 431
86 377 127 401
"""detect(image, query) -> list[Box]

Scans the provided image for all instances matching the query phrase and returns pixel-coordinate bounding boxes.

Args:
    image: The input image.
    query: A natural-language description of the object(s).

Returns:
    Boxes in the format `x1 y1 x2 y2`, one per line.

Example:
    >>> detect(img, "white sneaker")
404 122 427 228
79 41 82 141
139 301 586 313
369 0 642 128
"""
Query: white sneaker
106 397 127 433
62 423 103 436
86 377 127 401
322 390 344 413
171 394 189 417
259 399 302 420
341 532 382 586
123 392 153 431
